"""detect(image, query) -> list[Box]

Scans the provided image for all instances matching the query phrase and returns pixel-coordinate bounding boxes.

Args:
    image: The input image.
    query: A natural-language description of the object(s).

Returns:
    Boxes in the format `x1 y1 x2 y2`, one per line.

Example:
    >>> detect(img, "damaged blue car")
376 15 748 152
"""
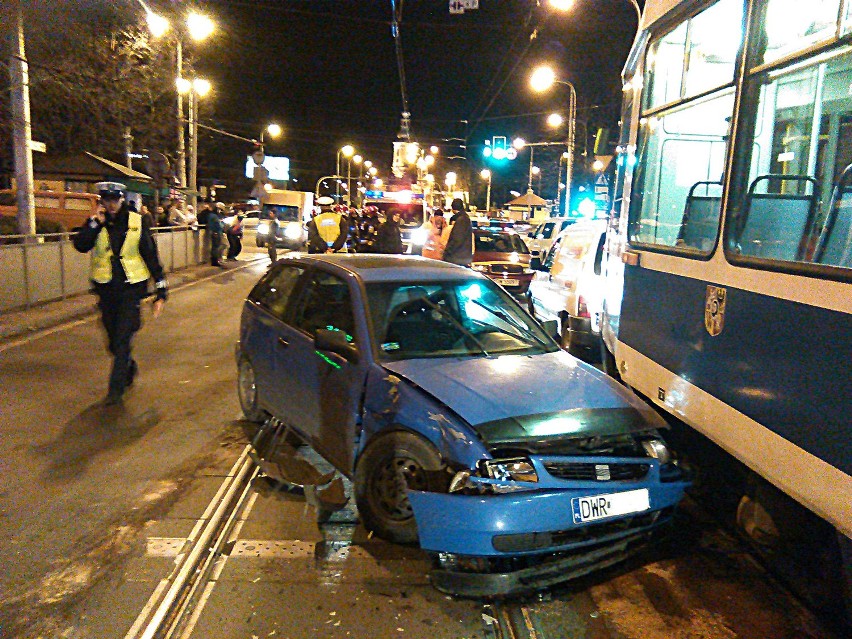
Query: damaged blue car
236 254 689 597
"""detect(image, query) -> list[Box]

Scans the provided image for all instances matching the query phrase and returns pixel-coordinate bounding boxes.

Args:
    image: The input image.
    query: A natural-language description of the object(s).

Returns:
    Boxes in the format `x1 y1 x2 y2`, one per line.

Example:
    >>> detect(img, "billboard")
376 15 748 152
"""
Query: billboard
245 155 290 181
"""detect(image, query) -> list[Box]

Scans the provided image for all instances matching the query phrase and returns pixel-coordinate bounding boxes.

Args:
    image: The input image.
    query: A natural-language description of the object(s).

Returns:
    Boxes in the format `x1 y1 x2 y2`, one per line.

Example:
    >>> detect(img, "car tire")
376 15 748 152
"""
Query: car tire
354 431 449 545
237 357 267 423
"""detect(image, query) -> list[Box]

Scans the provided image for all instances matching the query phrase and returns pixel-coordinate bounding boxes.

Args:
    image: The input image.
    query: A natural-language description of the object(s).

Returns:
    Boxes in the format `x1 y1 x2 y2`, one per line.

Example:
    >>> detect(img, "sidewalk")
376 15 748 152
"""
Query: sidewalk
0 254 268 343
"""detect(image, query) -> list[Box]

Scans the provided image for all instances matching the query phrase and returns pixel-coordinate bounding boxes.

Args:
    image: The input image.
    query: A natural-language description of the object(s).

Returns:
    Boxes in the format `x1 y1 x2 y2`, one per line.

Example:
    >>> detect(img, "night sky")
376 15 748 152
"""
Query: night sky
27 0 642 205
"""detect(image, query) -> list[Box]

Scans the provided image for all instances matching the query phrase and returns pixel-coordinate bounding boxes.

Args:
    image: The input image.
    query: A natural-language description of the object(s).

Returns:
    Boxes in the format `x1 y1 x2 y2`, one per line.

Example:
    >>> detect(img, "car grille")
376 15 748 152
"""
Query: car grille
486 263 525 275
492 508 672 553
542 462 650 482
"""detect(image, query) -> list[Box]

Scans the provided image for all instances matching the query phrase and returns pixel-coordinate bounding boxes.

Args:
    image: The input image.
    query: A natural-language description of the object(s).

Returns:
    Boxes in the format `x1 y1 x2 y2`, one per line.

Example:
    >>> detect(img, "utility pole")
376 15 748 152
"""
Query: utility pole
175 40 187 190
124 127 133 169
9 2 35 236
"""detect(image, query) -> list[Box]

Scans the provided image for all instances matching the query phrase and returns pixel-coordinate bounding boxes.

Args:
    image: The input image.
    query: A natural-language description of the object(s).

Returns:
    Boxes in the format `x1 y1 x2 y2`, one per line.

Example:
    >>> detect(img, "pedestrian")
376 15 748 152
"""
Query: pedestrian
375 209 405 254
139 204 154 227
196 200 212 227
442 198 473 267
307 205 348 253
355 205 380 252
207 202 225 266
226 211 244 260
266 210 280 263
421 213 448 259
72 182 168 405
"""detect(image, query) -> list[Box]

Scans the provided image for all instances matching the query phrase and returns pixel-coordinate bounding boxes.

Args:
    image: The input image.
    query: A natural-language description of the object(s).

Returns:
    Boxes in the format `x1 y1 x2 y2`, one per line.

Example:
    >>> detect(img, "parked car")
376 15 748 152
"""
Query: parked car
528 220 607 361
527 216 579 264
236 254 690 597
471 229 534 297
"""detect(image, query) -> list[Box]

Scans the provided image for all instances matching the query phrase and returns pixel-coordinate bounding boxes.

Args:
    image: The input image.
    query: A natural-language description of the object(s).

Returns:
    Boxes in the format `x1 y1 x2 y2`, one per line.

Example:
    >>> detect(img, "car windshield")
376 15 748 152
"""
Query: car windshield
365 278 558 361
369 202 425 228
474 232 530 254
263 204 300 222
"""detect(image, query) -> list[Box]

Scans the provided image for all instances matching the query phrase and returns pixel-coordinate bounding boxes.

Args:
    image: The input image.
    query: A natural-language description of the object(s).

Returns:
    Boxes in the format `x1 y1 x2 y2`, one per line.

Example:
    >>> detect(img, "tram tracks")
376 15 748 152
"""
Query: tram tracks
124 444 258 639
481 602 546 639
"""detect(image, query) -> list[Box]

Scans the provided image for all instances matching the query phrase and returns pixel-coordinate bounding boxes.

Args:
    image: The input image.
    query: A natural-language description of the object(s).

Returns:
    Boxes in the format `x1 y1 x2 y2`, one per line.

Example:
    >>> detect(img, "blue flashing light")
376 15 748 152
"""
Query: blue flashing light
483 147 493 158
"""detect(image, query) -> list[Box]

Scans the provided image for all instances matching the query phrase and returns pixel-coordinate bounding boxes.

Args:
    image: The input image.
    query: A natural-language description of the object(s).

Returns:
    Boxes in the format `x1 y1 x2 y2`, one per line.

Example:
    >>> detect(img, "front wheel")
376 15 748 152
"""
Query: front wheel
237 357 267 422
354 431 449 544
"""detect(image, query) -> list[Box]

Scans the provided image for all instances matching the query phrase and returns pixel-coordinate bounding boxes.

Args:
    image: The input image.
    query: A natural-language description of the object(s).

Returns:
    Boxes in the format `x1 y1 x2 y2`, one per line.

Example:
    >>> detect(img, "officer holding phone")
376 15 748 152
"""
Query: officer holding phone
73 182 168 405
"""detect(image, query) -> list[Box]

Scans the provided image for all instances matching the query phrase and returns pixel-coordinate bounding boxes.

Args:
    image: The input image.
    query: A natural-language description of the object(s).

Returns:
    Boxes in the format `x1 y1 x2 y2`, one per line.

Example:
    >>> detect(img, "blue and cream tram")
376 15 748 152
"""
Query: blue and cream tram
600 0 851 617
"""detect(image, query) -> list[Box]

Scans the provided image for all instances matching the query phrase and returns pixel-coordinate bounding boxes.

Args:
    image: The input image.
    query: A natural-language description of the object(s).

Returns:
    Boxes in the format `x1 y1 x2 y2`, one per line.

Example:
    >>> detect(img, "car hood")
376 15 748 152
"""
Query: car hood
382 350 665 447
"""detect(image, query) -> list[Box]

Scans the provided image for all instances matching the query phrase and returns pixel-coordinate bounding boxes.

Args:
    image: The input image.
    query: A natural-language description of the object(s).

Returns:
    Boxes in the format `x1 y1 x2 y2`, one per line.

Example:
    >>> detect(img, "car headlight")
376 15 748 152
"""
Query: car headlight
257 222 269 235
472 264 488 272
642 439 672 465
410 227 428 245
508 252 520 263
482 457 538 482
284 222 303 240
448 457 538 495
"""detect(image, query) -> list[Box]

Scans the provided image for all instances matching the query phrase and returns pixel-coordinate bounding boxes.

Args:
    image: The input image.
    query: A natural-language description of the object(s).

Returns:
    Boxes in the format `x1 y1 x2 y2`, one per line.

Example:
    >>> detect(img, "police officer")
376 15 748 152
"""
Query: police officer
307 204 348 254
73 182 168 405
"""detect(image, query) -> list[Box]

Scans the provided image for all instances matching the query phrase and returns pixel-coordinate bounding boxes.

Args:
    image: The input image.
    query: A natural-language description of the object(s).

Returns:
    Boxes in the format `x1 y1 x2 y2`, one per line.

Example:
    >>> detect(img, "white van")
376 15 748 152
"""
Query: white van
527 219 607 360
526 216 578 262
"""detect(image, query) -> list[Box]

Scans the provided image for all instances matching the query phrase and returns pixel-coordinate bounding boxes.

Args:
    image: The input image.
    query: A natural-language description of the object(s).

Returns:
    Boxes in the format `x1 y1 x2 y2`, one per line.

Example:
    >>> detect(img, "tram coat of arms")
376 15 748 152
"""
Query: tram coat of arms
704 285 726 336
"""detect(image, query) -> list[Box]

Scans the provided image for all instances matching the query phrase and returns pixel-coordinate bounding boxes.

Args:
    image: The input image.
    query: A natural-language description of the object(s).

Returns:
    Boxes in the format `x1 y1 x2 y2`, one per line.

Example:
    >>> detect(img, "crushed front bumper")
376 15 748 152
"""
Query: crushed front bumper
407 456 689 597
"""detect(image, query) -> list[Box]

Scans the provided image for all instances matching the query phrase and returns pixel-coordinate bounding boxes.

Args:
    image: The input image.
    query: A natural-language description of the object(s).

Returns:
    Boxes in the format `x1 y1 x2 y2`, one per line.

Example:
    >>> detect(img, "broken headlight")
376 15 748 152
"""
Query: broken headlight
448 457 538 495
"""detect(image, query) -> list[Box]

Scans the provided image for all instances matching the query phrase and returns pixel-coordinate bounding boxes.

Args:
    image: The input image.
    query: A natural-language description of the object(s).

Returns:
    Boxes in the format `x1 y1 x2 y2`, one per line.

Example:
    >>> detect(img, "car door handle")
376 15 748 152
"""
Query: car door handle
277 337 289 348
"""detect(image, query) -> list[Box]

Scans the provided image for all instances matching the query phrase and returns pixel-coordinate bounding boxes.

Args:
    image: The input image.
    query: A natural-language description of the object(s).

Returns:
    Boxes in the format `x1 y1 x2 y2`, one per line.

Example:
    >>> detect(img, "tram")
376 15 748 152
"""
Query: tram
600 0 851 618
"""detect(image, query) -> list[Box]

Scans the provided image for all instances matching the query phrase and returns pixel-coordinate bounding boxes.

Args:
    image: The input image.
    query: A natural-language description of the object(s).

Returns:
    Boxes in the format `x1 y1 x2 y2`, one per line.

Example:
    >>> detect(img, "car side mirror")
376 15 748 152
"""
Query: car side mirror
530 256 544 271
540 319 559 341
315 328 359 363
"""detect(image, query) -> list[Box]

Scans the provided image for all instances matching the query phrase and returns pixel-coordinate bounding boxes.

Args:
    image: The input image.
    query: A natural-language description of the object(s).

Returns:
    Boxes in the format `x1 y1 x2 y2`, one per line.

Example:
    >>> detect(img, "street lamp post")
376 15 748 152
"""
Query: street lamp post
337 145 354 204
480 169 492 212
259 123 282 153
147 10 214 203
531 66 577 211
180 77 211 212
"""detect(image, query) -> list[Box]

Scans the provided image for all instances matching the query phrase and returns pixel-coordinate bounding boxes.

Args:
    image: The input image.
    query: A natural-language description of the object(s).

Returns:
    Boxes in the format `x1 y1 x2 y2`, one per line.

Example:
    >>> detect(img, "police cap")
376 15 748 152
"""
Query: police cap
96 181 126 199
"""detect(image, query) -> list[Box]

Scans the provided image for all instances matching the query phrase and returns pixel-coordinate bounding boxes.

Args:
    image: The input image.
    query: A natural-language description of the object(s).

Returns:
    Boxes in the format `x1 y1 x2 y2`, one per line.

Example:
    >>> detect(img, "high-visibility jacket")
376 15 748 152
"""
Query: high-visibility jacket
90 211 151 284
314 212 343 246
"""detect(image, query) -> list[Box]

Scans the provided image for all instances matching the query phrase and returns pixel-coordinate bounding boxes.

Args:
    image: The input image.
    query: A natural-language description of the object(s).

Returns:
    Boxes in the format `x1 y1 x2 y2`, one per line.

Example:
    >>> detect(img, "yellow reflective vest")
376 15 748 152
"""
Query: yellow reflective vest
90 212 151 284
314 212 343 246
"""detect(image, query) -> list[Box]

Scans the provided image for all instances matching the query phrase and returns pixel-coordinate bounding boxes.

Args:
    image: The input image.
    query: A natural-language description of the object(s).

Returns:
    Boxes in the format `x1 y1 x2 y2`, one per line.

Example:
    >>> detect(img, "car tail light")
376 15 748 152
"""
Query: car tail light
578 295 590 318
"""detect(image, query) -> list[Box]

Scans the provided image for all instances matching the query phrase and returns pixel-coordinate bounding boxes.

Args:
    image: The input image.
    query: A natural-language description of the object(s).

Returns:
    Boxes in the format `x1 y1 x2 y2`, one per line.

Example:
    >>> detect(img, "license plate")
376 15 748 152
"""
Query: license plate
571 488 649 524
494 278 520 287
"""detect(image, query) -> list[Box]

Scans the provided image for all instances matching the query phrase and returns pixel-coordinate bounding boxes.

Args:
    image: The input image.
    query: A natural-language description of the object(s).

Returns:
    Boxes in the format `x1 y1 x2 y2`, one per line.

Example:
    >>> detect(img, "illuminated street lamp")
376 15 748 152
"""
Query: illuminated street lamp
531 64 577 207
147 10 214 194
177 76 211 211
336 145 355 203
547 112 564 128
480 169 492 212
260 123 282 149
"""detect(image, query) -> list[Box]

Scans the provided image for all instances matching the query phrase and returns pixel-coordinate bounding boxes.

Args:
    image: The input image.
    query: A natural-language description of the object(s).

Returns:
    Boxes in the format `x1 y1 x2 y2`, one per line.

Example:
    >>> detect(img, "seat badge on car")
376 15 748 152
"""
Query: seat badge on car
704 285 726 337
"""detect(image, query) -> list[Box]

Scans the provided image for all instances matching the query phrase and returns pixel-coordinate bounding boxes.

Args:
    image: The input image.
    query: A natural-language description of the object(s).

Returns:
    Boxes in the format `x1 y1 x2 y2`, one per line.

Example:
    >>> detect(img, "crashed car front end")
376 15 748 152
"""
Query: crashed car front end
406 411 690 597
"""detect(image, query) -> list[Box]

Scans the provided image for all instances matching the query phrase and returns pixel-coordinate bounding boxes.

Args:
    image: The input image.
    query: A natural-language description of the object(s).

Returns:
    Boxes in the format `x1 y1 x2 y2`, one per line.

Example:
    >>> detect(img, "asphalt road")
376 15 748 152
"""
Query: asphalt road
0 241 841 639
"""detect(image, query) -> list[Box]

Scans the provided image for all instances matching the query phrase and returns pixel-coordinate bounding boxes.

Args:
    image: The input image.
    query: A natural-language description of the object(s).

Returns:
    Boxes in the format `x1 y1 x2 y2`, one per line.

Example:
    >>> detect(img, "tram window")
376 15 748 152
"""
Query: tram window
760 0 842 65
644 0 741 110
628 91 733 251
729 46 852 271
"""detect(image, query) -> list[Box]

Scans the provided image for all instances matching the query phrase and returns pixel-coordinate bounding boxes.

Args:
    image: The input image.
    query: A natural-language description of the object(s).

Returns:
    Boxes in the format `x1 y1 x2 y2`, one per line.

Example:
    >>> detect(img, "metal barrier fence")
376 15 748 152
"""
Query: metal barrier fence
0 226 208 313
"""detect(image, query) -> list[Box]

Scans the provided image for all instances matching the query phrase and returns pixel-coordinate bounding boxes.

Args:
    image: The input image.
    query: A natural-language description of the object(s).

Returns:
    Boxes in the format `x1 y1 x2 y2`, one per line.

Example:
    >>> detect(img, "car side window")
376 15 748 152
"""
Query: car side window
251 264 304 320
291 271 357 342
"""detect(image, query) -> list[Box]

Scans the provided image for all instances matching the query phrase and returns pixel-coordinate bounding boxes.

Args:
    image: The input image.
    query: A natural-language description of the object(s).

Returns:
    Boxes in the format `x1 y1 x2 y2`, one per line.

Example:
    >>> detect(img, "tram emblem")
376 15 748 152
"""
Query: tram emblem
705 285 726 336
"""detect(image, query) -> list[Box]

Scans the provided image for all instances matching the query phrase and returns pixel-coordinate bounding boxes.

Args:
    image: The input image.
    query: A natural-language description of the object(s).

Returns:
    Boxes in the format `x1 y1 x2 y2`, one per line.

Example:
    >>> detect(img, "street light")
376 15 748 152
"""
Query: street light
336 145 355 203
178 76 211 211
558 151 570 214
531 65 577 211
260 123 282 150
480 169 492 212
147 10 214 196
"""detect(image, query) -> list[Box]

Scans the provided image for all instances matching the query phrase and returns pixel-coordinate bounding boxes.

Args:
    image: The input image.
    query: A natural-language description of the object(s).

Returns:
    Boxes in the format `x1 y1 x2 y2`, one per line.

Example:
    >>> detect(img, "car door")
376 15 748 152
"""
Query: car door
277 268 367 473
243 263 305 408
530 235 565 322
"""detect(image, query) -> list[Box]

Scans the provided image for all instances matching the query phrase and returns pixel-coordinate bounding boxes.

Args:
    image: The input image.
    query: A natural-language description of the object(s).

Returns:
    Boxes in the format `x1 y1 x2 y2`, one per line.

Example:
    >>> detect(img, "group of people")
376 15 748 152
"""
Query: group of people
290 197 472 266
205 201 245 266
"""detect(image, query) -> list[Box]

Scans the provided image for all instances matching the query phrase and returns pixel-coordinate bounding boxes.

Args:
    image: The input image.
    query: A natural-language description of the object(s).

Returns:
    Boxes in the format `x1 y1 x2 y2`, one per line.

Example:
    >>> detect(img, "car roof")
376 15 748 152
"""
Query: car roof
279 253 482 283
553 218 607 239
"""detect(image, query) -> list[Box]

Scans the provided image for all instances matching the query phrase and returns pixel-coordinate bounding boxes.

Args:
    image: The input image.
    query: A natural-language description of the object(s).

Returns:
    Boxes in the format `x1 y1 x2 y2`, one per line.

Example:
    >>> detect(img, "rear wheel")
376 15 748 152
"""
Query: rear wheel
237 357 267 422
354 432 449 544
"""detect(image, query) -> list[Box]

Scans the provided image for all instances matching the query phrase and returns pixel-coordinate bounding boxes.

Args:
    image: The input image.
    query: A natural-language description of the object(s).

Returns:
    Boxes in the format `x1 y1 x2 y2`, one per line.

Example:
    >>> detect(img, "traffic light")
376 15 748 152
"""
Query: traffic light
483 136 517 161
